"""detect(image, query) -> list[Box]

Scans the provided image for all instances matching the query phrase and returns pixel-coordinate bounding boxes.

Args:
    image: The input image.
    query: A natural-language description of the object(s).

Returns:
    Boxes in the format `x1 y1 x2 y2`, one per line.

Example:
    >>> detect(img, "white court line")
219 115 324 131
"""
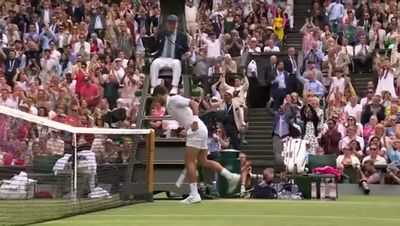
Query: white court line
47 214 400 222
144 199 400 206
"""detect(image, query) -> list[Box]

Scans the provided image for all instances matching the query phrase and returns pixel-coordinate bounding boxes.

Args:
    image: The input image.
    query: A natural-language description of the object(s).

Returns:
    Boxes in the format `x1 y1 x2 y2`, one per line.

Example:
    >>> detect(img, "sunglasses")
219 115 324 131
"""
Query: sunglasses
370 148 377 151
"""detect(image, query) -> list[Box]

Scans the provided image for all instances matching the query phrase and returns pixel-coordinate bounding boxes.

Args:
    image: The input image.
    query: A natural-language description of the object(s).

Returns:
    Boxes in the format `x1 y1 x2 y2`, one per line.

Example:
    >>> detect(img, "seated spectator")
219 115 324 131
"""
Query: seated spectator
386 165 400 184
207 125 230 161
336 144 361 170
248 37 261 53
360 88 375 108
360 159 382 184
263 39 280 52
344 96 363 122
149 100 167 137
347 115 364 137
46 129 65 156
388 139 400 164
340 125 365 151
0 130 22 155
361 95 386 125
362 143 387 165
369 21 386 50
319 118 342 155
221 54 237 73
149 15 191 95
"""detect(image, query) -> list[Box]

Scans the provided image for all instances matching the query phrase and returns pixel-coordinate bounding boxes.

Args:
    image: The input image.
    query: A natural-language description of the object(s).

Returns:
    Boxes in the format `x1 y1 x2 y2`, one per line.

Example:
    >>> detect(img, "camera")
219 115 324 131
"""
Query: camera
359 180 370 195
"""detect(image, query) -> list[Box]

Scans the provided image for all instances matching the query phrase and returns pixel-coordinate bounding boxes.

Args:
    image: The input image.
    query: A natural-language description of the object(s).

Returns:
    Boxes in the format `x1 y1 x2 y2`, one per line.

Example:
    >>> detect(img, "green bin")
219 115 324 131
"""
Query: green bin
217 149 241 197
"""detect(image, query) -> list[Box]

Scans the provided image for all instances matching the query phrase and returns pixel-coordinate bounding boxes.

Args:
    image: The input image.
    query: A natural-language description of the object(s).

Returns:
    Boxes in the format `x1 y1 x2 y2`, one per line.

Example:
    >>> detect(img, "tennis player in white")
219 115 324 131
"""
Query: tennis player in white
152 85 240 204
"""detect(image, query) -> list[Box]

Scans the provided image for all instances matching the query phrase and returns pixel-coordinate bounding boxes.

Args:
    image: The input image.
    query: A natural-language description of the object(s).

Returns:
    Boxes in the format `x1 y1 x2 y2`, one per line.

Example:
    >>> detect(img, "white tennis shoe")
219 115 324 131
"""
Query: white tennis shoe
227 173 241 194
180 194 202 204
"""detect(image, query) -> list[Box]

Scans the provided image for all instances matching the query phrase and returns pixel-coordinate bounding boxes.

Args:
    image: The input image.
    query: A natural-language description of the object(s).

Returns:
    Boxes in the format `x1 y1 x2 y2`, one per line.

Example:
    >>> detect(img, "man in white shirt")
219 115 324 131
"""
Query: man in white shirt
263 39 280 52
117 51 129 68
360 88 374 108
340 125 364 150
152 85 240 204
49 41 61 60
328 0 344 34
354 36 372 73
344 96 363 122
362 144 387 165
185 0 199 35
0 88 18 109
73 35 90 60
248 38 261 53
201 32 222 59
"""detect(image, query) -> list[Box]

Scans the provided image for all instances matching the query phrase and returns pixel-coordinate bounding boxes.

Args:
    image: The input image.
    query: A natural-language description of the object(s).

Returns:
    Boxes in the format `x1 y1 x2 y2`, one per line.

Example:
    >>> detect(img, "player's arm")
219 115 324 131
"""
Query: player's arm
189 100 199 116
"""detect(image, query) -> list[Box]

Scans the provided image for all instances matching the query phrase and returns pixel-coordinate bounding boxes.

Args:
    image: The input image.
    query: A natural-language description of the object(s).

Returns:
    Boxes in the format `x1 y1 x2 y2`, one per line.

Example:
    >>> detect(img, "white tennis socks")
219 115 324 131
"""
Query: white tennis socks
190 183 200 196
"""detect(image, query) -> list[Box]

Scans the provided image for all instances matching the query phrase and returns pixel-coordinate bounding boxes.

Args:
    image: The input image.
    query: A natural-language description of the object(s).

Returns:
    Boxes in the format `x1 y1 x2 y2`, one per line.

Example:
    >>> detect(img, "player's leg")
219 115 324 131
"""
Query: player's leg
181 146 202 204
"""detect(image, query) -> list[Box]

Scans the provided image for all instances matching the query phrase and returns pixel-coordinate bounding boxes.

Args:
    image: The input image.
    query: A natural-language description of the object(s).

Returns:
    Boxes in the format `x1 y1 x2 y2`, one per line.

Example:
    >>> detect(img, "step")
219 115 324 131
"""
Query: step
248 121 273 126
243 149 274 156
247 155 275 162
246 131 272 136
243 139 272 145
242 144 274 150
245 134 272 139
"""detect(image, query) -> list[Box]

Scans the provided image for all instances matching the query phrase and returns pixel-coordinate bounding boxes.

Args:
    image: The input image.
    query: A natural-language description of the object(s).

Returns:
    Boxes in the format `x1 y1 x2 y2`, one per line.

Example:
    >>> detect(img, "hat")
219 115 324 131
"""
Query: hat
250 37 257 42
19 103 29 109
225 87 234 97
166 14 179 22
266 26 273 30
50 128 59 133
114 58 122 62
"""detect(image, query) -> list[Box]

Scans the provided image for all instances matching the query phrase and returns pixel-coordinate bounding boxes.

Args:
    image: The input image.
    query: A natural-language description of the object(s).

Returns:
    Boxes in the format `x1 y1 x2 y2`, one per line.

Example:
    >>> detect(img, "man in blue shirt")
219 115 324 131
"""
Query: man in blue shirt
296 69 326 98
267 98 297 167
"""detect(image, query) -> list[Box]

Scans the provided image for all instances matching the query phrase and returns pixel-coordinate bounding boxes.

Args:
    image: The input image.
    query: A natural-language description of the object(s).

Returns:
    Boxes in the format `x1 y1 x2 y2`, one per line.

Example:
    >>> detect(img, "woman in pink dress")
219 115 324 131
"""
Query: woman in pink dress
363 115 379 143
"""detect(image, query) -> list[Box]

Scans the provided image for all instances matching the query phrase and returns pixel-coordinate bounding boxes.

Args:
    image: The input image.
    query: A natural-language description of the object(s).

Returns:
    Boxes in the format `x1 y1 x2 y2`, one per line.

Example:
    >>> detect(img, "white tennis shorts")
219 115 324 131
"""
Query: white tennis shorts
186 124 208 150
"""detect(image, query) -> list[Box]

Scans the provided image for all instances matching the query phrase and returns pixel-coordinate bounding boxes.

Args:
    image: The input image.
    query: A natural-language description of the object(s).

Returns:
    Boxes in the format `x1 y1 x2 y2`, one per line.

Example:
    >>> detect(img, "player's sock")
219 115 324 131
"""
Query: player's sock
220 168 235 179
190 183 200 196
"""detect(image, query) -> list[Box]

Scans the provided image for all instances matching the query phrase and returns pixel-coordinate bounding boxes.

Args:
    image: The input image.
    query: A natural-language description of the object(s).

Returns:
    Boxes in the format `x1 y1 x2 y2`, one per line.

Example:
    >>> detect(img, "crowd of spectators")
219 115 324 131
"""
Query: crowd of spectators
269 0 400 185
0 0 293 166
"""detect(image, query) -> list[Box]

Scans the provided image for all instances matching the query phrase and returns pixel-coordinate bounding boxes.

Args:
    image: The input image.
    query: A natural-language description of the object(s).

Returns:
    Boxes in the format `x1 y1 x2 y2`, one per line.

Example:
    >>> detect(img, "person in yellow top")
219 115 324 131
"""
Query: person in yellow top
385 98 400 116
273 6 286 41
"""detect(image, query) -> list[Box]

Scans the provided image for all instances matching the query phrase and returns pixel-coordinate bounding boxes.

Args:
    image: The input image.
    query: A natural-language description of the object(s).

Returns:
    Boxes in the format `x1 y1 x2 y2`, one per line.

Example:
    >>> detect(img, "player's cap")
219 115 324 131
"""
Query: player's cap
152 85 168 97
166 15 178 22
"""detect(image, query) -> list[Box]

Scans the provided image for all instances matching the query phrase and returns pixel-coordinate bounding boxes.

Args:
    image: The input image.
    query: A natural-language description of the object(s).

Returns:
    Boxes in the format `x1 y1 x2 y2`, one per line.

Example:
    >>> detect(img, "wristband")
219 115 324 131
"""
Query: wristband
193 115 200 122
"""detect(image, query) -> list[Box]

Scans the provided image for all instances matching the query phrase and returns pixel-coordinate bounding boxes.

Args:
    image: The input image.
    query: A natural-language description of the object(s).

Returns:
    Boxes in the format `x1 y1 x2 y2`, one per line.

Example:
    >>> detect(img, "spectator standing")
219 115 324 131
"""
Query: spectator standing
221 88 246 150
268 60 290 109
320 118 342 155
268 98 296 165
327 0 344 34
272 6 286 42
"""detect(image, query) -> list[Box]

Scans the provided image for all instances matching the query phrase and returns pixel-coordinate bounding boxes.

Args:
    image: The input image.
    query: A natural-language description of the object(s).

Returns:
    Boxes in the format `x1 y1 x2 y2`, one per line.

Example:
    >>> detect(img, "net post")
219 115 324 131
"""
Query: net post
146 129 156 202
72 132 78 206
